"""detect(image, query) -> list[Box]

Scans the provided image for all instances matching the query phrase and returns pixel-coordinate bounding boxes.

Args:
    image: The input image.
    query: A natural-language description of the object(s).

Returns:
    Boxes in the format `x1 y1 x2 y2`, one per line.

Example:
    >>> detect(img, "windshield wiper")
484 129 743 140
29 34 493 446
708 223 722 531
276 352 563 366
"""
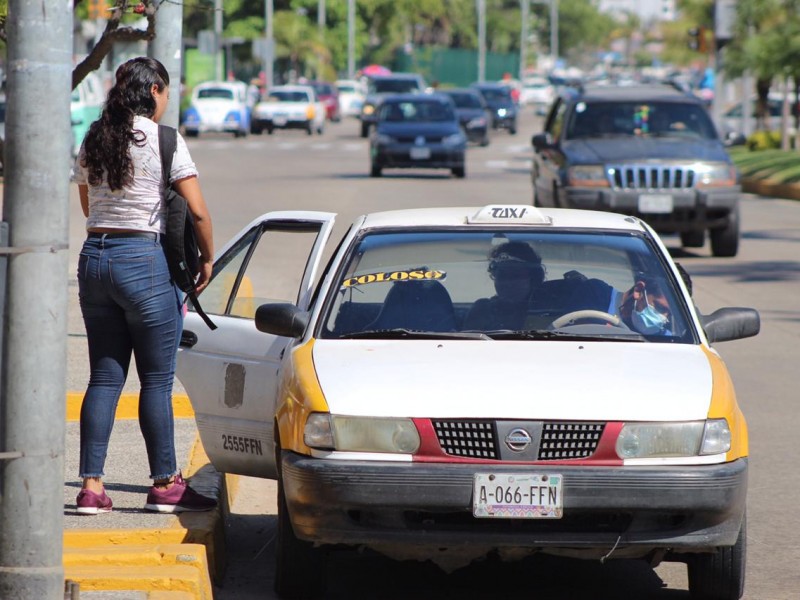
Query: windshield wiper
484 329 645 342
340 328 491 340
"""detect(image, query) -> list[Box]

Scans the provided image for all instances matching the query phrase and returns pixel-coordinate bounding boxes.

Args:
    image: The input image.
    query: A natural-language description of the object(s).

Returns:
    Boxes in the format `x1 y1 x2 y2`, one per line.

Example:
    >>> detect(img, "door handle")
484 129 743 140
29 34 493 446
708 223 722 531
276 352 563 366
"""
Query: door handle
180 330 198 348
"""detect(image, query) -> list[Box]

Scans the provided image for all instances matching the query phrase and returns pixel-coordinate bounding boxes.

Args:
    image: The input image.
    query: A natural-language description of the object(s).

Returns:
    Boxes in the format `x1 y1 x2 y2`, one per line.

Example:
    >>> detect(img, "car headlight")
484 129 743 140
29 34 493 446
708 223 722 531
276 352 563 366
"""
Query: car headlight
304 413 420 454
567 165 610 187
306 106 316 119
693 162 737 187
497 108 508 117
467 116 487 128
184 107 200 123
442 133 465 147
375 133 395 145
616 419 731 459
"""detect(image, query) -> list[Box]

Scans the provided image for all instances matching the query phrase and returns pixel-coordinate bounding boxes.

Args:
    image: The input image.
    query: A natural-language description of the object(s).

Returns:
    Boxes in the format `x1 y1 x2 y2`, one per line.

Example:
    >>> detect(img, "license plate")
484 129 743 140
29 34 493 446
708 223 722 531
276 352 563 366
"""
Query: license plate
473 473 563 519
638 194 673 214
273 115 288 126
410 147 431 160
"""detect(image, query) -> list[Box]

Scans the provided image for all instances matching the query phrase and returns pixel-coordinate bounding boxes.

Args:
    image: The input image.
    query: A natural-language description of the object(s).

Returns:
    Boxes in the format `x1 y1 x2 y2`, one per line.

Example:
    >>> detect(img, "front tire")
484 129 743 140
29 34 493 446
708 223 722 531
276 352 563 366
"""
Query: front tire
681 230 706 248
360 122 370 138
370 163 382 177
709 205 740 257
274 453 327 599
687 515 746 600
452 166 466 178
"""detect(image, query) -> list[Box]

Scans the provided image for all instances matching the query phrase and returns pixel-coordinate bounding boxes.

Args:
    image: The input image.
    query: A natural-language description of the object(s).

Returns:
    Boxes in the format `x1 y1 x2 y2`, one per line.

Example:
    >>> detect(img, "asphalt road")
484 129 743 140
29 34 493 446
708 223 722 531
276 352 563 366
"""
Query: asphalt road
68 110 799 599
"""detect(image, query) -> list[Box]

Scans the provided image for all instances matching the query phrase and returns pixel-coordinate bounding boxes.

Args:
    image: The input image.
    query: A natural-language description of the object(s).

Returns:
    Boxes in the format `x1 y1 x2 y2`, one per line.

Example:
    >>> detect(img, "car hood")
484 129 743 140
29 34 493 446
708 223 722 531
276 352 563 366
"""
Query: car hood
377 121 461 136
311 340 713 421
562 138 730 163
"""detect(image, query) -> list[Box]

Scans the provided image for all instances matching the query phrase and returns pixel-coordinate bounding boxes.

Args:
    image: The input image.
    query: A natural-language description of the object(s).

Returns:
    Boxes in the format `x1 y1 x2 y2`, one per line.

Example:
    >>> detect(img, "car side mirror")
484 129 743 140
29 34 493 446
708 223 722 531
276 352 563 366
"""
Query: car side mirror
724 132 747 147
532 132 552 151
699 307 760 343
255 303 309 338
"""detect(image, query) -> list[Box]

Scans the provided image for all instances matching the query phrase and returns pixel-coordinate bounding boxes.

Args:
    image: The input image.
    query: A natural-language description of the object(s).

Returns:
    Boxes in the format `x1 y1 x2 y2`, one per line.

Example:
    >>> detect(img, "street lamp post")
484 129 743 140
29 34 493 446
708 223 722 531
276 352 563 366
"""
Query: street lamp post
520 0 529 81
477 0 486 82
264 0 274 87
347 0 355 79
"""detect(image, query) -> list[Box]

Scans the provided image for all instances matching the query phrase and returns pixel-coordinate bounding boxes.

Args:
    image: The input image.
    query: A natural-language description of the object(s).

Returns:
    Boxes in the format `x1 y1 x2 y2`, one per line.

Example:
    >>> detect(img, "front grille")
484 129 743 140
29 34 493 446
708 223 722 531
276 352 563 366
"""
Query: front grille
538 422 605 460
432 420 605 460
609 164 695 190
396 136 444 144
433 420 498 459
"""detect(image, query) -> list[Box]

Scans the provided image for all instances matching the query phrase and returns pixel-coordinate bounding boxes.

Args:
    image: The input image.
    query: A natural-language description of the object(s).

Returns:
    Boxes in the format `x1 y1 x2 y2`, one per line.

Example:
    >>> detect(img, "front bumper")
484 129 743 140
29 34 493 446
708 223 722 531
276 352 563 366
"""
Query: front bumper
372 144 466 170
184 119 241 134
283 453 747 551
562 186 741 233
252 116 310 130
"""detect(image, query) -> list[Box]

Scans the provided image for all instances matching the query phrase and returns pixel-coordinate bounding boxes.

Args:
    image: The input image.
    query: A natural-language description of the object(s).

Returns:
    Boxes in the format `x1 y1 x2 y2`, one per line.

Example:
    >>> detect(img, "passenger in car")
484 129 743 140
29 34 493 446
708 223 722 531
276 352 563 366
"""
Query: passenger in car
462 241 545 331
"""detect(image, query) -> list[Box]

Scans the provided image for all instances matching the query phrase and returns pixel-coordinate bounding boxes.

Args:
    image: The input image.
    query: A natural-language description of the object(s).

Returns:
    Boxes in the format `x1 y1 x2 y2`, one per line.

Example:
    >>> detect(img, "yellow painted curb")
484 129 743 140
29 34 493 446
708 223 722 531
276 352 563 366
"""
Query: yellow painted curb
64 565 206 599
147 593 197 600
64 543 213 600
66 392 194 421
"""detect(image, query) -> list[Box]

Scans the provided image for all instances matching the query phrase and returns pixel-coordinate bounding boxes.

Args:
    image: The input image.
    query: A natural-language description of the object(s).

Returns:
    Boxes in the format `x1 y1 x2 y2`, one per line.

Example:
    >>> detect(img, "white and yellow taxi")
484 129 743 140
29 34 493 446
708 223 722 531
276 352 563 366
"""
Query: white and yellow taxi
177 205 759 600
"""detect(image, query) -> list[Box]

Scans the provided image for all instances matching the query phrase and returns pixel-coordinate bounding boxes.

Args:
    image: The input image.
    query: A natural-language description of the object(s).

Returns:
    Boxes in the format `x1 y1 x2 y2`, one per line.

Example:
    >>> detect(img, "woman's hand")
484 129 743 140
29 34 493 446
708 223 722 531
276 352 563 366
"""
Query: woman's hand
195 259 213 293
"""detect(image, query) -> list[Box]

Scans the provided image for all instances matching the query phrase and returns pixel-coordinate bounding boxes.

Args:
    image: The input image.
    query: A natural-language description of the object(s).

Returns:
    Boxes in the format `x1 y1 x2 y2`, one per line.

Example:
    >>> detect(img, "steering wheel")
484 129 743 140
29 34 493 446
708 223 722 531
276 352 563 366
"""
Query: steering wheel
550 310 622 329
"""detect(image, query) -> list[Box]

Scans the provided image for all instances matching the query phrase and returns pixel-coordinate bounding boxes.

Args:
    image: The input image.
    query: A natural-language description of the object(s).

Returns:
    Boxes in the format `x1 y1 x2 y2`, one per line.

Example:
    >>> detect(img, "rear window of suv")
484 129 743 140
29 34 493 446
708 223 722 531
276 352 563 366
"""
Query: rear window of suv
566 101 717 141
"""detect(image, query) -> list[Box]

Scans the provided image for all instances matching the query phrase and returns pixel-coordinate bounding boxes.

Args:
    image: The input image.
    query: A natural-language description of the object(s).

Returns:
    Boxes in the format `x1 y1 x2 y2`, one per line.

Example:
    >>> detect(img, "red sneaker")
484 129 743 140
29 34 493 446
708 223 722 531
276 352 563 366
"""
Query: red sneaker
144 474 217 513
76 489 113 515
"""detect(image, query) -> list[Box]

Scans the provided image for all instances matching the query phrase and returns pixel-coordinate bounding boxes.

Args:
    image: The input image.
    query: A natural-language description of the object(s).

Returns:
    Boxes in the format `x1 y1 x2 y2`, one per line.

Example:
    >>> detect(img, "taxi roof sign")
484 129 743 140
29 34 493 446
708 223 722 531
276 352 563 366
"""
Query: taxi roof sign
467 205 551 225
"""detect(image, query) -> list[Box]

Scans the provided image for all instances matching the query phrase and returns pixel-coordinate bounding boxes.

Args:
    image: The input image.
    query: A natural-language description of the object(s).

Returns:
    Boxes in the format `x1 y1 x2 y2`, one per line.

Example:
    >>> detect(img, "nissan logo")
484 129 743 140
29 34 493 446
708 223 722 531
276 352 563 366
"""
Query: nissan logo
505 428 532 452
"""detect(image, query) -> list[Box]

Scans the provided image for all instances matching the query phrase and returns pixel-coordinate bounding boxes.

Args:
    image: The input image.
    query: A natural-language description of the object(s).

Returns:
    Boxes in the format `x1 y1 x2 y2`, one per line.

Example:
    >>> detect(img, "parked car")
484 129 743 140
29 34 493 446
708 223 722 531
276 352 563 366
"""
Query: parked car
369 93 466 178
177 203 759 600
359 72 428 138
250 85 325 135
719 93 800 143
471 82 518 134
306 81 341 122
182 81 251 138
531 84 742 256
439 88 491 146
335 79 366 119
520 75 555 115
71 72 106 156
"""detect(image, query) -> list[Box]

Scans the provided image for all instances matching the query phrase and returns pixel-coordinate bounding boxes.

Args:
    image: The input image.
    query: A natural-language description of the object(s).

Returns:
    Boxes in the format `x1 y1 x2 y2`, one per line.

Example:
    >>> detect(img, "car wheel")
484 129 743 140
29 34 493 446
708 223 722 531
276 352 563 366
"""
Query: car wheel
687 515 746 600
452 166 466 178
306 122 314 136
509 123 518 135
370 163 382 177
185 130 199 138
274 464 327 599
360 122 370 138
680 230 706 248
251 125 263 135
709 205 740 257
266 126 274 135
480 136 490 147
317 124 324 135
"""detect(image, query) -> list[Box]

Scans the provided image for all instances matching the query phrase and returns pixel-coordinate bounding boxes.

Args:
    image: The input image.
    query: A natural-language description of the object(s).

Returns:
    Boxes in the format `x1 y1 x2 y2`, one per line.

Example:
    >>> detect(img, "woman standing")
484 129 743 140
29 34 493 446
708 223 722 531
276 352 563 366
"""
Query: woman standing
71 57 216 514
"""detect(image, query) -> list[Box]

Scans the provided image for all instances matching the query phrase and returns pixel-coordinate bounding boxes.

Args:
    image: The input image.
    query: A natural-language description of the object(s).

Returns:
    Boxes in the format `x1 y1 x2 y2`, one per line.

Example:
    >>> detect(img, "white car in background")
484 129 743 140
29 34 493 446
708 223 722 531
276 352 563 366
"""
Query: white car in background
520 76 555 114
335 79 366 119
251 85 325 135
183 80 251 138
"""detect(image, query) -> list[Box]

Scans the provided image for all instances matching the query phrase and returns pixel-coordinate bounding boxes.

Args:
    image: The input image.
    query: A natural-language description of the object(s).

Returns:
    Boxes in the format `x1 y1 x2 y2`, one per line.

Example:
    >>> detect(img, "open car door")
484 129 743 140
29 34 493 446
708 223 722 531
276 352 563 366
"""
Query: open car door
176 211 336 479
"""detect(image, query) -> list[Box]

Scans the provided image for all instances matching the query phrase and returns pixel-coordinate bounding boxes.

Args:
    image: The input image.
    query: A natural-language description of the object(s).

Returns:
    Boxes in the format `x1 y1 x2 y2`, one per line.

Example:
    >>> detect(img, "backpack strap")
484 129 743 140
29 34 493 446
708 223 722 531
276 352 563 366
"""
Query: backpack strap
157 125 218 331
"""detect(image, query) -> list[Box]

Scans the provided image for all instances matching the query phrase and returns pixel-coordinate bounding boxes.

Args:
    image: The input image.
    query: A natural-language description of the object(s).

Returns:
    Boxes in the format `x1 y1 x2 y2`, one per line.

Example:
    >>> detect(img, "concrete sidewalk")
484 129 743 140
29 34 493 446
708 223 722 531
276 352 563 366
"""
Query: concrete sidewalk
63 394 235 600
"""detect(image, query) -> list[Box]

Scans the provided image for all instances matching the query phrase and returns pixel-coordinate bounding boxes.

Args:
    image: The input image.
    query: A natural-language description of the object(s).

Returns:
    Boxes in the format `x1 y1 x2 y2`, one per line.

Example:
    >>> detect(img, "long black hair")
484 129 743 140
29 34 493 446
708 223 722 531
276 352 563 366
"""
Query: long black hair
81 57 170 191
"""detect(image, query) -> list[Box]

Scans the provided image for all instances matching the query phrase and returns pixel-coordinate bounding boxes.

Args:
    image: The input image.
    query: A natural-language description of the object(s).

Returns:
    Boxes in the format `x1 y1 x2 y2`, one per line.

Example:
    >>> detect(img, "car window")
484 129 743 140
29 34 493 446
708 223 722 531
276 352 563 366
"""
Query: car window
197 88 234 100
379 100 455 122
447 93 483 109
476 87 511 101
547 99 569 139
370 79 421 94
319 230 693 342
566 101 716 140
268 91 309 103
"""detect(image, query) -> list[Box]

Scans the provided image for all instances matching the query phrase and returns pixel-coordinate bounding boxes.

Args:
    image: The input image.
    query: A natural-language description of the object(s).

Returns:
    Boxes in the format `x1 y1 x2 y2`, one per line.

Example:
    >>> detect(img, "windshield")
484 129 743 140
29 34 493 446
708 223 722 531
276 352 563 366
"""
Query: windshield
197 88 234 100
378 100 455 123
268 91 309 102
320 230 694 343
476 88 511 102
447 93 483 109
370 79 421 94
566 101 717 140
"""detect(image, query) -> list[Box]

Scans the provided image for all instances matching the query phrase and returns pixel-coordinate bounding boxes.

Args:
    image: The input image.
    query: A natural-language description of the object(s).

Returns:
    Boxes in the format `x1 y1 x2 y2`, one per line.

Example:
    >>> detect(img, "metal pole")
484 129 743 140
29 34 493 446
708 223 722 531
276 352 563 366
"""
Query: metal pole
317 0 326 79
520 0 529 81
550 0 558 64
477 0 486 82
214 0 224 81
149 0 183 129
0 0 71 597
347 0 355 79
265 0 274 86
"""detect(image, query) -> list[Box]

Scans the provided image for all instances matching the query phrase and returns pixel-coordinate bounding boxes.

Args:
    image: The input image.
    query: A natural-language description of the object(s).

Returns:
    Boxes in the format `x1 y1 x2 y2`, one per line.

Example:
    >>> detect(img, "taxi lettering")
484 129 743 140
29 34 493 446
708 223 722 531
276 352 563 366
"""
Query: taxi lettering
342 269 446 287
491 207 528 219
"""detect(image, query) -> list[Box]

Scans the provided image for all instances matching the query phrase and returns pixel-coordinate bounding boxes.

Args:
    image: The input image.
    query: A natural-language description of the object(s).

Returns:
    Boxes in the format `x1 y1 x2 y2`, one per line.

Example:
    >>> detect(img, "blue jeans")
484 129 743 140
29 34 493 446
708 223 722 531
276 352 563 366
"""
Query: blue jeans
77 233 183 481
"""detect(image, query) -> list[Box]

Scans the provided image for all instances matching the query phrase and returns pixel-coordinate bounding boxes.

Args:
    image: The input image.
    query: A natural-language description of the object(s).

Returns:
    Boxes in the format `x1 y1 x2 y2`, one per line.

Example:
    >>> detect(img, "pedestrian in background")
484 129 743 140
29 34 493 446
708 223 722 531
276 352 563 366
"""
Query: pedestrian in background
71 57 216 514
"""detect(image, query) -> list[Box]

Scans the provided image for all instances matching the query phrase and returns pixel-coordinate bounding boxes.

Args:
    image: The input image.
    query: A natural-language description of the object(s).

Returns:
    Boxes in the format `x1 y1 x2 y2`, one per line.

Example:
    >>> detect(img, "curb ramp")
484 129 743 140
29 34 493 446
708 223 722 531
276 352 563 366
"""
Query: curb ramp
64 393 241 599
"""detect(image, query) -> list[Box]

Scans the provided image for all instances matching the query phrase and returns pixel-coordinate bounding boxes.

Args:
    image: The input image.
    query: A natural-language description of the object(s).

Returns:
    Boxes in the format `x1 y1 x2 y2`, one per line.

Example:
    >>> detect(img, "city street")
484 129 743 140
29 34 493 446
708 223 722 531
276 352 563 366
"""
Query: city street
65 109 800 599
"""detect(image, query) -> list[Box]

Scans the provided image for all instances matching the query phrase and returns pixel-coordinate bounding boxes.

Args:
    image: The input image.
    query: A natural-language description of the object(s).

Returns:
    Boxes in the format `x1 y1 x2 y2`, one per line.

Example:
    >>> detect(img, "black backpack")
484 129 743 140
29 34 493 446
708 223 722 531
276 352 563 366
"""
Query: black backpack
158 125 217 330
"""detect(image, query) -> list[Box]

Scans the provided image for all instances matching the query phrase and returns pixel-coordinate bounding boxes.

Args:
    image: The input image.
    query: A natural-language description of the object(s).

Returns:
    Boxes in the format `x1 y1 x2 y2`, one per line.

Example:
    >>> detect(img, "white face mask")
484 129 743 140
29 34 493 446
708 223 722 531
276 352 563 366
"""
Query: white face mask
631 289 668 334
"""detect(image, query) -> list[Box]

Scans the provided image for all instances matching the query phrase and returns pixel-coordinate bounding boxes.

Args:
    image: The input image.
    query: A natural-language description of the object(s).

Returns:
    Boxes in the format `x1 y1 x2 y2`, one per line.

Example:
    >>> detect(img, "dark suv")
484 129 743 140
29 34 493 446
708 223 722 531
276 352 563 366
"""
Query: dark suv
531 84 741 256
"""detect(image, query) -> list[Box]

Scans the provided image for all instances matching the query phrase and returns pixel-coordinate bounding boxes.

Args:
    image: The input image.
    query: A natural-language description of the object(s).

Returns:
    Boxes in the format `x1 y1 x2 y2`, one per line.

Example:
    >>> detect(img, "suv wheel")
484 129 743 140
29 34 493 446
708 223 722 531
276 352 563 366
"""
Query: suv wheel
710 205 740 257
681 230 705 248
687 515 746 600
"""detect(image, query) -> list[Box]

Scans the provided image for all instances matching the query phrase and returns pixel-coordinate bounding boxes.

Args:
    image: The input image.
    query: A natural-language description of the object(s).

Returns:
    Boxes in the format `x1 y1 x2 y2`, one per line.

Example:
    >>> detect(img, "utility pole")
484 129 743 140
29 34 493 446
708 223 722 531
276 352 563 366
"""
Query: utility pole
0 0 72 598
214 0 224 81
149 0 183 129
347 0 355 79
317 0 326 79
264 0 274 86
550 0 558 65
520 0 529 81
477 0 486 82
